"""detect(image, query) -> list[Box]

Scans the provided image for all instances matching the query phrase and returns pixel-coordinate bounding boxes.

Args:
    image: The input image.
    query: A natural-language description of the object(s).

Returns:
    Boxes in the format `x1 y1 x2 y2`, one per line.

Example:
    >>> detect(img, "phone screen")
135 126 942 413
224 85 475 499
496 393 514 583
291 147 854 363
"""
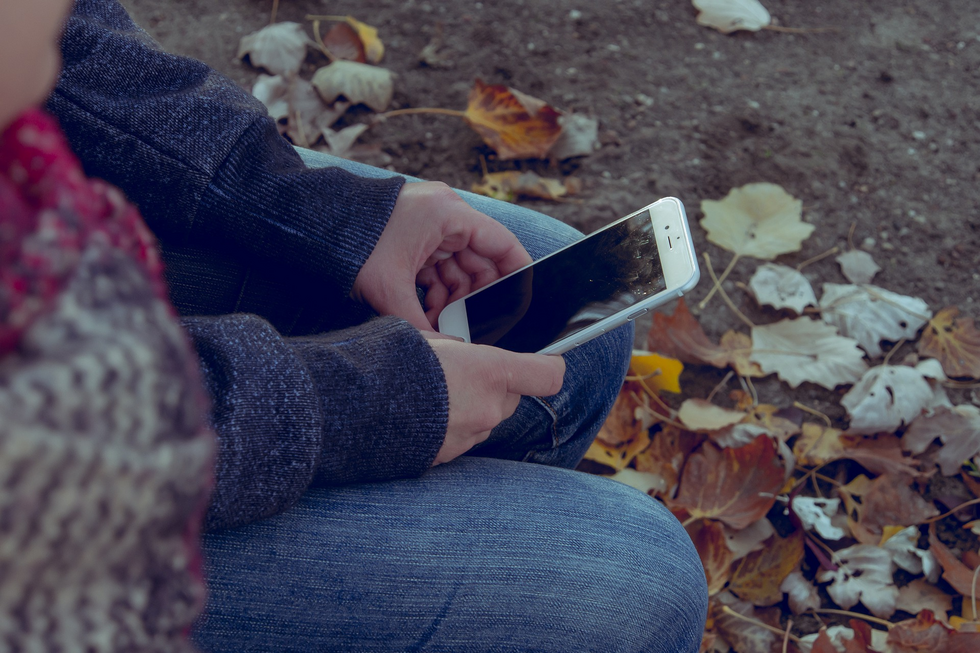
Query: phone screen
464 211 666 353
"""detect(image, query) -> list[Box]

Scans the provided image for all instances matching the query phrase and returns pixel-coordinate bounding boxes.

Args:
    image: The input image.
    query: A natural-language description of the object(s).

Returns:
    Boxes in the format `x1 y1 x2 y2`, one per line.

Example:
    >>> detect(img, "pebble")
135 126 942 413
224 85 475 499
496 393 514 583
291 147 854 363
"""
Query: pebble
861 237 876 250
568 9 582 20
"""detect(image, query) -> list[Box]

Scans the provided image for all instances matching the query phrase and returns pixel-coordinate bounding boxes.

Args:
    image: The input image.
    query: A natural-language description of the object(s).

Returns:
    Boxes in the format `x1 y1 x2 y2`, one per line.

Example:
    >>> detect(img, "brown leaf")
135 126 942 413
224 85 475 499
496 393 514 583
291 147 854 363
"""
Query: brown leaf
595 380 647 447
672 435 786 530
929 522 980 597
471 170 580 202
464 80 562 160
687 519 734 596
728 530 805 607
887 611 952 651
323 22 366 62
896 579 954 625
794 423 847 466
647 299 762 376
917 306 980 379
809 624 876 653
709 591 777 653
840 433 926 478
633 425 703 499
855 474 939 541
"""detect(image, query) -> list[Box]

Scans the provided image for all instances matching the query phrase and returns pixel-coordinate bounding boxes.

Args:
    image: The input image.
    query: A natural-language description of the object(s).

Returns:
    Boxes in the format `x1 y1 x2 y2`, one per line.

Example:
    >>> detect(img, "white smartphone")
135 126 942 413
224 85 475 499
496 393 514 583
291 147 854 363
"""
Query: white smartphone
437 197 700 354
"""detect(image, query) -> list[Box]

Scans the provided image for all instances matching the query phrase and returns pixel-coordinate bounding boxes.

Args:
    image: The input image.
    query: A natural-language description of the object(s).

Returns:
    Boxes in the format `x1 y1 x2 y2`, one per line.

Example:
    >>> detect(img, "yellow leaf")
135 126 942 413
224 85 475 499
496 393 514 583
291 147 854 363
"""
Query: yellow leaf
471 170 579 202
583 430 651 472
629 351 683 394
464 80 563 160
344 16 385 63
700 183 814 259
793 422 846 466
918 306 980 379
879 525 907 545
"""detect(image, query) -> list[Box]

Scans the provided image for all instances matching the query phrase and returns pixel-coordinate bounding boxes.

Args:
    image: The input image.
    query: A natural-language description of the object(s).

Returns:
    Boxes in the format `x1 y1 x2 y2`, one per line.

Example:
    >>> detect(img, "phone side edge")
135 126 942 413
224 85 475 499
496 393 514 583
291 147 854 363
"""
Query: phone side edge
436 298 472 343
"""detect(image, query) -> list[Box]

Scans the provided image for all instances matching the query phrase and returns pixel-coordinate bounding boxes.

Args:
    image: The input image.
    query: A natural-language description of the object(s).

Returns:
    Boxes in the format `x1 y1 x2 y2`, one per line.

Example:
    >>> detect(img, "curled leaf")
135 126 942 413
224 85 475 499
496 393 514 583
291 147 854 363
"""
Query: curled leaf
700 183 813 260
750 317 868 390
904 404 980 476
841 363 936 435
816 544 898 618
238 22 312 76
687 519 734 596
311 60 394 112
928 522 980 598
471 171 580 202
819 283 932 358
548 113 599 160
747 263 817 314
464 80 563 160
917 306 980 379
343 16 385 63
252 74 349 146
836 249 881 285
728 529 804 607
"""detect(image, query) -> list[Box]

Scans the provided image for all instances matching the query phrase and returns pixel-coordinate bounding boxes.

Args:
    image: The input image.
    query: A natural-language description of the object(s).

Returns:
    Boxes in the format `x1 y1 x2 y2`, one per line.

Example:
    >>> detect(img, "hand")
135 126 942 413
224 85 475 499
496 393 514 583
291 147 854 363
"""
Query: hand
352 181 532 331
422 332 566 466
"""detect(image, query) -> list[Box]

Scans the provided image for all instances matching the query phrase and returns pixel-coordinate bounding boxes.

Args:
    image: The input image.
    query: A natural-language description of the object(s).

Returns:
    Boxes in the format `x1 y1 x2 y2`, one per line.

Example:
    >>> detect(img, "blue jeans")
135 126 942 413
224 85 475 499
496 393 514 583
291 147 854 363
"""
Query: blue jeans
191 152 708 653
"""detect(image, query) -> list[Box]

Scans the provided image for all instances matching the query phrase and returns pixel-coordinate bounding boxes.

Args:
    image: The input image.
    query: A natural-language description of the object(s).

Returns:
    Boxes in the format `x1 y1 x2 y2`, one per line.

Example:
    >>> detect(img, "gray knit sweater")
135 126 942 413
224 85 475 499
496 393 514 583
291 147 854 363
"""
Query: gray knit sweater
49 0 449 531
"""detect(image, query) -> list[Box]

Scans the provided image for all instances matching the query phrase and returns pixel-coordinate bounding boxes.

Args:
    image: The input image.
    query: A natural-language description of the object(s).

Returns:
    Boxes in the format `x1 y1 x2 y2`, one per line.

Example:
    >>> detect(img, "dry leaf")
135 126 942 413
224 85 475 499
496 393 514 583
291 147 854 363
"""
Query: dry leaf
671 435 786 530
724 518 775 561
836 250 881 285
629 351 684 394
594 380 647 447
917 306 980 379
802 624 876 653
897 580 954 625
319 123 370 158
584 431 651 471
609 468 668 496
841 364 936 435
728 530 804 606
928 523 980 598
719 331 765 377
700 183 813 260
678 399 746 432
710 591 778 653
839 433 926 478
904 404 980 476
548 113 599 160
887 610 980 652
791 496 847 540
311 60 394 112
419 24 453 69
817 544 898 618
882 526 940 581
342 16 385 63
747 263 817 314
238 22 312 76
322 22 366 62
471 171 580 202
692 0 772 34
780 570 821 615
794 423 846 466
750 317 868 390
634 425 703 499
464 80 563 160
857 475 939 539
819 283 932 358
252 74 349 146
687 519 735 595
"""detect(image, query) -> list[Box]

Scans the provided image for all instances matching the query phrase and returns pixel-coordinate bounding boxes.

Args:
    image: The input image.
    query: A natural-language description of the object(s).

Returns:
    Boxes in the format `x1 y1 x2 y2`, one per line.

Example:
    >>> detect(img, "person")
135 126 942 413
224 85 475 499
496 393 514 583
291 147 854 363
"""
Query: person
2 0 709 650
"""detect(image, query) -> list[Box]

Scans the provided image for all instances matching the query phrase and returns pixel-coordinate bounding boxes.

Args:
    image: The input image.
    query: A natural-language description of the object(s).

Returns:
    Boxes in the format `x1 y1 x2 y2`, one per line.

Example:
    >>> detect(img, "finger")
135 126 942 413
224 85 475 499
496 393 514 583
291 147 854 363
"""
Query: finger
436 257 473 301
500 392 522 420
465 219 533 276
417 267 450 314
499 352 566 397
454 248 501 291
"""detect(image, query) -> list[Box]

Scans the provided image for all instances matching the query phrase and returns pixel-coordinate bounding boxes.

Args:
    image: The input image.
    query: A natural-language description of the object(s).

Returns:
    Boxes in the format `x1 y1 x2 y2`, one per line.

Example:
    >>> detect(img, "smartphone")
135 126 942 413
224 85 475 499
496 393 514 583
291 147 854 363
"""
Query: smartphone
437 197 700 354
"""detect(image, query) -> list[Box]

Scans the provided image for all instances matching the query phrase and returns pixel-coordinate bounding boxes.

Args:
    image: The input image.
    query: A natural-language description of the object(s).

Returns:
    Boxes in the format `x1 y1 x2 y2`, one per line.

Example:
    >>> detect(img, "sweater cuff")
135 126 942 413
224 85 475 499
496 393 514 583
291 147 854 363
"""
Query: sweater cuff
289 316 448 484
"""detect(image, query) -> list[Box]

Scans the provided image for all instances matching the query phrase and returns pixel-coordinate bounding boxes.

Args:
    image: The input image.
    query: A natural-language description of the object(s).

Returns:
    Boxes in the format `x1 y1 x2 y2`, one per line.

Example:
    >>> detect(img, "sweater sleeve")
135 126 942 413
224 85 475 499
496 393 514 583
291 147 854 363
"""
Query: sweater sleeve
181 314 449 532
48 0 405 298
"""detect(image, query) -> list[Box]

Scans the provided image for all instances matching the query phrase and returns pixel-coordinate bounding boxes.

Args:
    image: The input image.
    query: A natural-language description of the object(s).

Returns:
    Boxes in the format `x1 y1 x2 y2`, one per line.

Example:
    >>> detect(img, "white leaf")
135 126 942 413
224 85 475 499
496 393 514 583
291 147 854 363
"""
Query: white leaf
609 468 668 496
723 518 775 561
840 364 935 435
882 526 939 581
321 123 370 159
678 398 745 431
780 570 821 615
692 0 771 34
791 496 846 540
548 113 599 159
252 75 349 147
798 627 856 653
700 183 814 260
312 60 395 112
238 22 312 76
903 404 980 475
747 263 817 313
750 318 868 390
819 283 932 357
817 544 898 618
836 250 881 285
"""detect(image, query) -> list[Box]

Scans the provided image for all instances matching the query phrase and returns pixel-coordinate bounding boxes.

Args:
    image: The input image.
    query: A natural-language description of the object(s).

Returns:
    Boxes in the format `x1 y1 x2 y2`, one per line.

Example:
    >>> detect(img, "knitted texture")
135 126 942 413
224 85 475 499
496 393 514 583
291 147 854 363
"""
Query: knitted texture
0 110 213 650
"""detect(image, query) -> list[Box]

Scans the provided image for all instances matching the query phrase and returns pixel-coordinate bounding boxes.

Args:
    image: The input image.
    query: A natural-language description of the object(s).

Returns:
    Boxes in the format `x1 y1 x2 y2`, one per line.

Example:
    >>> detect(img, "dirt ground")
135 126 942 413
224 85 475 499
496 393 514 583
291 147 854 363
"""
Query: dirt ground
120 0 980 415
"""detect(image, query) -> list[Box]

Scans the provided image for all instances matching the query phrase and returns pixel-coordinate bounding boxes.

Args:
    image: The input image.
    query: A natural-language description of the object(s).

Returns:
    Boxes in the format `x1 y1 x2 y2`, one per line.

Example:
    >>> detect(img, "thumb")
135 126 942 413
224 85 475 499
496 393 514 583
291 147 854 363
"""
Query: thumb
376 289 436 332
501 352 566 397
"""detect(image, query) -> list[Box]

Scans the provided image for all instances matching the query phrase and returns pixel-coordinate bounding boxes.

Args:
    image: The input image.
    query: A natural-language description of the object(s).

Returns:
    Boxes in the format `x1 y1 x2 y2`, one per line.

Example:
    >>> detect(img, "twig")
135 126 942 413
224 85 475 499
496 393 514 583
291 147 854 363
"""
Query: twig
377 107 467 119
681 515 699 528
973 561 979 626
810 609 894 630
270 0 279 24
882 338 906 367
745 376 759 406
943 380 980 389
706 370 735 404
703 253 756 329
721 607 804 644
782 618 794 653
923 497 980 524
847 222 857 251
310 19 338 62
635 378 690 431
763 25 840 34
794 401 833 428
796 245 840 272
698 252 740 310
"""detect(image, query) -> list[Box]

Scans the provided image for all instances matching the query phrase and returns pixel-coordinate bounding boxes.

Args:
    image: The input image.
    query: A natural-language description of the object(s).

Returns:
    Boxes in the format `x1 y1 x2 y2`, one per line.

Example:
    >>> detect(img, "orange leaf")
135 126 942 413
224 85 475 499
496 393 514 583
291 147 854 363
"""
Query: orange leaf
672 435 786 530
855 474 938 542
464 80 562 160
687 519 734 596
633 425 703 499
918 306 980 379
594 380 647 447
728 529 805 607
323 22 366 62
929 523 980 598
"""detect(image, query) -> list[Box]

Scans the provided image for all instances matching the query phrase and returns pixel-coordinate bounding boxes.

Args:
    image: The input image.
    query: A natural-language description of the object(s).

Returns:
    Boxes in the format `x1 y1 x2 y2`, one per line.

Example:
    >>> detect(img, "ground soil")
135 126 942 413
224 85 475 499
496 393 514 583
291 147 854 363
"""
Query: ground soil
120 0 980 638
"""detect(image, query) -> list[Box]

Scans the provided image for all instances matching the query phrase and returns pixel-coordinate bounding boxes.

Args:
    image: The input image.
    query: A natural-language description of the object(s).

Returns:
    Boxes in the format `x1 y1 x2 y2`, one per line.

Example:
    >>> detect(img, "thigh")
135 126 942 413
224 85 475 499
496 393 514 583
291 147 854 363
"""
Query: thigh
192 457 707 653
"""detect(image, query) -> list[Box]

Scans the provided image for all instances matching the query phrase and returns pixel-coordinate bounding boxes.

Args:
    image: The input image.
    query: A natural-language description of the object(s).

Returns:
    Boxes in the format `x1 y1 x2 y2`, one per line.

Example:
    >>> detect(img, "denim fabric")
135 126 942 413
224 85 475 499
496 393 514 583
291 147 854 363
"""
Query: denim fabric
193 153 707 652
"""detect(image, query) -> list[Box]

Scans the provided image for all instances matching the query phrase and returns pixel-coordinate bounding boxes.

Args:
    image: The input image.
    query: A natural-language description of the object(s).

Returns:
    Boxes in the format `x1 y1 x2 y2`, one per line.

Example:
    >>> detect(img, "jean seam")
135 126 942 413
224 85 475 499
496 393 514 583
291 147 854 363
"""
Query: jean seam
523 396 560 462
